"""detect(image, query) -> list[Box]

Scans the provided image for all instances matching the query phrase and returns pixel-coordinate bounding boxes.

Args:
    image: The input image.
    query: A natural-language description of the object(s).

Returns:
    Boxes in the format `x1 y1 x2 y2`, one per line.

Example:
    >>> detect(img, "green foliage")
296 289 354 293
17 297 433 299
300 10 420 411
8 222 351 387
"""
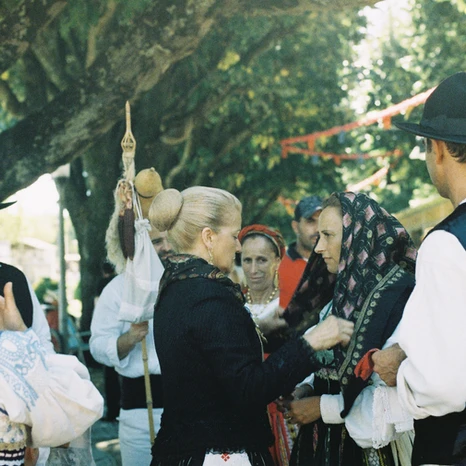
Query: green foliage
34 277 59 304
154 10 366 226
114 0 154 24
324 0 466 215
4 0 466 326
74 280 81 300
58 0 102 37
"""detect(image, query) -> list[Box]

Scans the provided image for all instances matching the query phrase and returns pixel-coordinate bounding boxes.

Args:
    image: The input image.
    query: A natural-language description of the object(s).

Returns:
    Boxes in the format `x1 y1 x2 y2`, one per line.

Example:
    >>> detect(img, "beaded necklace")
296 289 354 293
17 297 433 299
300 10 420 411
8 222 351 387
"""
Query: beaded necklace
245 285 278 306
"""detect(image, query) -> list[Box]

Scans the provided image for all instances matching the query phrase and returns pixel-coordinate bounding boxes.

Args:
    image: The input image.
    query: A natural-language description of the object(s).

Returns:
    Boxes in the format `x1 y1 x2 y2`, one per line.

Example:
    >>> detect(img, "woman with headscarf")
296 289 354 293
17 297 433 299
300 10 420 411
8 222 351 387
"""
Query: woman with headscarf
282 192 417 466
148 187 354 466
238 225 287 335
239 225 295 466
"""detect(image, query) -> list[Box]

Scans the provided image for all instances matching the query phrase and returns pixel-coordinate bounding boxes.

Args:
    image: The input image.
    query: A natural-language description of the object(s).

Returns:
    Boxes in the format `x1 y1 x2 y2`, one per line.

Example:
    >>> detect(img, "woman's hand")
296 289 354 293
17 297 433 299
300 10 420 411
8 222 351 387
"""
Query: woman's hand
282 396 322 425
0 282 27 332
275 384 314 413
256 305 288 335
304 315 354 351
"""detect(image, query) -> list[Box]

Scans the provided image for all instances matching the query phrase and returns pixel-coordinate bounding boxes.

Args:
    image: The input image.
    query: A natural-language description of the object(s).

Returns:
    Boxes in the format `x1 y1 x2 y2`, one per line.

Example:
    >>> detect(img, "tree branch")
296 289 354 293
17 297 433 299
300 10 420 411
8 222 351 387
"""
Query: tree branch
223 0 377 16
32 27 72 91
0 0 377 199
249 186 283 224
0 0 67 74
0 1 220 199
0 79 25 117
86 0 118 69
165 132 194 187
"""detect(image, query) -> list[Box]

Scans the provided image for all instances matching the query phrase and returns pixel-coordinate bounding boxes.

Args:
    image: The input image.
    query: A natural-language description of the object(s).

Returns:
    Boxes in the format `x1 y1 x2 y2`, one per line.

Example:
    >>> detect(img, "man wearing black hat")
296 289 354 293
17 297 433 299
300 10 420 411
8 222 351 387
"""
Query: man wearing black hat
0 201 54 352
278 195 322 308
372 72 466 465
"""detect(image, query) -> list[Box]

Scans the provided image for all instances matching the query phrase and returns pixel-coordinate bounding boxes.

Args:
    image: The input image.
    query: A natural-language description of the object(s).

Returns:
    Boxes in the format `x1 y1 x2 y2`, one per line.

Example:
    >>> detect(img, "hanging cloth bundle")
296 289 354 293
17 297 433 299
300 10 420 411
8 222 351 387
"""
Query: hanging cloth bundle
119 191 164 323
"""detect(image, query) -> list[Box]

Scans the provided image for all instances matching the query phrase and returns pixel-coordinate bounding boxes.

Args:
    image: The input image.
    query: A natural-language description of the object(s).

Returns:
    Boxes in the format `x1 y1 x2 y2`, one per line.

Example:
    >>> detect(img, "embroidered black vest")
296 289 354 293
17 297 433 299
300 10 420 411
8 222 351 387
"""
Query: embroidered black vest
0 262 34 328
411 203 466 466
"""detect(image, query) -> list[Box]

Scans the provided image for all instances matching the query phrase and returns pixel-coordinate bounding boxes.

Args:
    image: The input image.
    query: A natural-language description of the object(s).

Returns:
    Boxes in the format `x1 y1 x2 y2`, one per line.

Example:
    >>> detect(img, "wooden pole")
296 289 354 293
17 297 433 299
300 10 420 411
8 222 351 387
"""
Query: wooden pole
142 338 156 444
121 101 156 444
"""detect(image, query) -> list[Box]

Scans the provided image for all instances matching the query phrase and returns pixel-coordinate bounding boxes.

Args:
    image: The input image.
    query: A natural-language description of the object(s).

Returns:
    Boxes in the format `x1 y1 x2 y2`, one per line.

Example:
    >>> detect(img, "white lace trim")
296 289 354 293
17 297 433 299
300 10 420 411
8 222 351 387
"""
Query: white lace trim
372 385 413 449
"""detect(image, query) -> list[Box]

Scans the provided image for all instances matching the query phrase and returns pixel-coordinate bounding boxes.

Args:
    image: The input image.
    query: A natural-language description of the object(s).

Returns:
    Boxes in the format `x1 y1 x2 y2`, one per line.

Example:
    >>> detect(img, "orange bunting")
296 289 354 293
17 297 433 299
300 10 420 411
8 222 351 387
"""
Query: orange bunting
280 86 436 162
382 116 391 130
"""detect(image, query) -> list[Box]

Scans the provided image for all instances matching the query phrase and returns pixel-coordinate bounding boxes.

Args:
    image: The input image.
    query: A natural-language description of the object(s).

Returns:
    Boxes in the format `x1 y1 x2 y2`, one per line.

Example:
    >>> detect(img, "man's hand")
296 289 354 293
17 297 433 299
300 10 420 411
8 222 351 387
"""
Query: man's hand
0 282 27 332
117 321 149 360
372 343 406 386
24 447 39 466
304 315 354 351
127 322 149 344
282 396 321 425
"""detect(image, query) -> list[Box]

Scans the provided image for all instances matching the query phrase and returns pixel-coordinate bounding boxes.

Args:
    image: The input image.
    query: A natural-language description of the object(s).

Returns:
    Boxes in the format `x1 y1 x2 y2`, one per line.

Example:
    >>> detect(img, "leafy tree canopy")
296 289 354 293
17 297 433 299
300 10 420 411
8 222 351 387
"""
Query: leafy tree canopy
3 0 464 328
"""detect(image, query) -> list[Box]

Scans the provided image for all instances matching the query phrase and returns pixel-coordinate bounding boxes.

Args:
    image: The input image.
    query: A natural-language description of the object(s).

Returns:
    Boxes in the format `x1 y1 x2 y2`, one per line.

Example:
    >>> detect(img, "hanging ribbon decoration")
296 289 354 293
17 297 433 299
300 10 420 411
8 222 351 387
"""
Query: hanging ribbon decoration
280 86 435 160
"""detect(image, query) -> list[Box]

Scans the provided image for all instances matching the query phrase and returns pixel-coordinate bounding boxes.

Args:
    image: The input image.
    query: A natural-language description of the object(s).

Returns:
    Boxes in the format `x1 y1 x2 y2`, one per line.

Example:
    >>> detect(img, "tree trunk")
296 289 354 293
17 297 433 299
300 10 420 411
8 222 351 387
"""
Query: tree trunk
59 129 123 330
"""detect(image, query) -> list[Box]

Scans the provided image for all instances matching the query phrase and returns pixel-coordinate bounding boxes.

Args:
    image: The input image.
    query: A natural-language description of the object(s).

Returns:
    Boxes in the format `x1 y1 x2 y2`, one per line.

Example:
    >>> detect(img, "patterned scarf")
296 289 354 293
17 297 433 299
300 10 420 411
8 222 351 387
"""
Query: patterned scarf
155 254 245 307
284 192 417 410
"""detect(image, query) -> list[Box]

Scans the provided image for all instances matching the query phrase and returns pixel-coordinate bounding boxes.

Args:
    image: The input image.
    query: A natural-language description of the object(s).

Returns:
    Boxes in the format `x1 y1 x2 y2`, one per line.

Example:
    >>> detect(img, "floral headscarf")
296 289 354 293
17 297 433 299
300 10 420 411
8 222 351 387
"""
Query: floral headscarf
238 224 286 259
284 192 417 413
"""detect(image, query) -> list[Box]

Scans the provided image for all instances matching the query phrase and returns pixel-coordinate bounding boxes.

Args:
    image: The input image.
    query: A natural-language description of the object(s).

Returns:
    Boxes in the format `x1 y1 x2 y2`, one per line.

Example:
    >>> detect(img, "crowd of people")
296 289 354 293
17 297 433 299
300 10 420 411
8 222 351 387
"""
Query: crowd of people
1 71 466 466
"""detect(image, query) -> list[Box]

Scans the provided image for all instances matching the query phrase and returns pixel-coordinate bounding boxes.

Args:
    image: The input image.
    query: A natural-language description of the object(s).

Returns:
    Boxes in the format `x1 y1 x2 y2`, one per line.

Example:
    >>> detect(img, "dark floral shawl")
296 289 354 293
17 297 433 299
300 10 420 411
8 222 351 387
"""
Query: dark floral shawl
155 254 245 308
283 192 417 414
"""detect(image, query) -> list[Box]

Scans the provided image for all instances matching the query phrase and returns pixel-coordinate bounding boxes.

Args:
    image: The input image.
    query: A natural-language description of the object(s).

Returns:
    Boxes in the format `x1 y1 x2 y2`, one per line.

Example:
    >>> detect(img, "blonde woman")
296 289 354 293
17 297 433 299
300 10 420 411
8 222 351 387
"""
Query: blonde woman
148 187 354 466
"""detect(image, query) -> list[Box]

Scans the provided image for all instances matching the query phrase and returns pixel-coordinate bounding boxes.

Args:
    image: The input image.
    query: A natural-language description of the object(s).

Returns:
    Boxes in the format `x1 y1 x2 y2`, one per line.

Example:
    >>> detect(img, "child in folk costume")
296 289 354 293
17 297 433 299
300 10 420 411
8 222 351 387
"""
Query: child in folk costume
0 282 103 466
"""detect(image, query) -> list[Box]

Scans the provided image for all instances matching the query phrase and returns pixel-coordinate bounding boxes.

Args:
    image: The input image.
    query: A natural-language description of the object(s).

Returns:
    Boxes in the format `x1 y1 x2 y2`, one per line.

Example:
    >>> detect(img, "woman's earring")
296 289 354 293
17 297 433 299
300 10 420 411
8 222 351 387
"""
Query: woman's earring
274 269 279 288
208 248 214 265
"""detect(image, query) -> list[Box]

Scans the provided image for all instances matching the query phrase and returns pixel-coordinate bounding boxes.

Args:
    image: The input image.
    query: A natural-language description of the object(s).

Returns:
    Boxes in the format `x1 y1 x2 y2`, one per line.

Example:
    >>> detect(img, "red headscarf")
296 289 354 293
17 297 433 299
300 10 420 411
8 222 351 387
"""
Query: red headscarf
238 224 286 259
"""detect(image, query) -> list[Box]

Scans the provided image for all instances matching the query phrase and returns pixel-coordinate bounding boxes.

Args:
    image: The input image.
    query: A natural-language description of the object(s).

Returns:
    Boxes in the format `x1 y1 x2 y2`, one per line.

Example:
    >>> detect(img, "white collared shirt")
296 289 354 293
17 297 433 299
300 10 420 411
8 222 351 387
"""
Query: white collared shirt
397 207 466 419
90 273 161 377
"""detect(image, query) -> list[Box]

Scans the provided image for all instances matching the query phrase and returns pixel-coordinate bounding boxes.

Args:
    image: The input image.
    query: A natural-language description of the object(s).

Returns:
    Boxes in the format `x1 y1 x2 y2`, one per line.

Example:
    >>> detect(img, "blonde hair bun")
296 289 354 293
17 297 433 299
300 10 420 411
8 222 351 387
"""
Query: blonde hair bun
149 188 183 232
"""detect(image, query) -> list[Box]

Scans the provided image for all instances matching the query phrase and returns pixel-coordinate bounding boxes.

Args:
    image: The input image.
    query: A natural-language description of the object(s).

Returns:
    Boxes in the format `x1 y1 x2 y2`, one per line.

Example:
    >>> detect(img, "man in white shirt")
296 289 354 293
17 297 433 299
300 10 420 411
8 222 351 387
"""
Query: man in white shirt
90 228 172 466
372 72 466 465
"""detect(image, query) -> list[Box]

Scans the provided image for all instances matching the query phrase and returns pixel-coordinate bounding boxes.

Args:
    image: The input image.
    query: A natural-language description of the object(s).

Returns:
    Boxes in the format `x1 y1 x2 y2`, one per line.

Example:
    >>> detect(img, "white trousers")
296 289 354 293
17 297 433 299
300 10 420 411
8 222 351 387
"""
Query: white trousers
118 407 162 466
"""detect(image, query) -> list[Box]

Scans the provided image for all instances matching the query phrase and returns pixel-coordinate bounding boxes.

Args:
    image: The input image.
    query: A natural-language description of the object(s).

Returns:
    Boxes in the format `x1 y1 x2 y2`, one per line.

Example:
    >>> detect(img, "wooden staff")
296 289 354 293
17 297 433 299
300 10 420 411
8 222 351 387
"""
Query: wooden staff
120 101 156 444
121 101 136 181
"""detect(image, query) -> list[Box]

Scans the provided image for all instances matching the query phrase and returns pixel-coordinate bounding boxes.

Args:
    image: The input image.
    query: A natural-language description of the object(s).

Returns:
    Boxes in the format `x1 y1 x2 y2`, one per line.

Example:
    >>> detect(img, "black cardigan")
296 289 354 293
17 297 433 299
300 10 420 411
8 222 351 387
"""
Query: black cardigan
152 277 318 462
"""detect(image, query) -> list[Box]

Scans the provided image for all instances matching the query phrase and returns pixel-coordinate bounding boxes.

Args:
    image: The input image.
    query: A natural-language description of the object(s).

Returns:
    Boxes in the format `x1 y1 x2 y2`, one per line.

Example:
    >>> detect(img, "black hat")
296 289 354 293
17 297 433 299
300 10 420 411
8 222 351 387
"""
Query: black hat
0 201 16 210
294 195 323 221
395 72 466 144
